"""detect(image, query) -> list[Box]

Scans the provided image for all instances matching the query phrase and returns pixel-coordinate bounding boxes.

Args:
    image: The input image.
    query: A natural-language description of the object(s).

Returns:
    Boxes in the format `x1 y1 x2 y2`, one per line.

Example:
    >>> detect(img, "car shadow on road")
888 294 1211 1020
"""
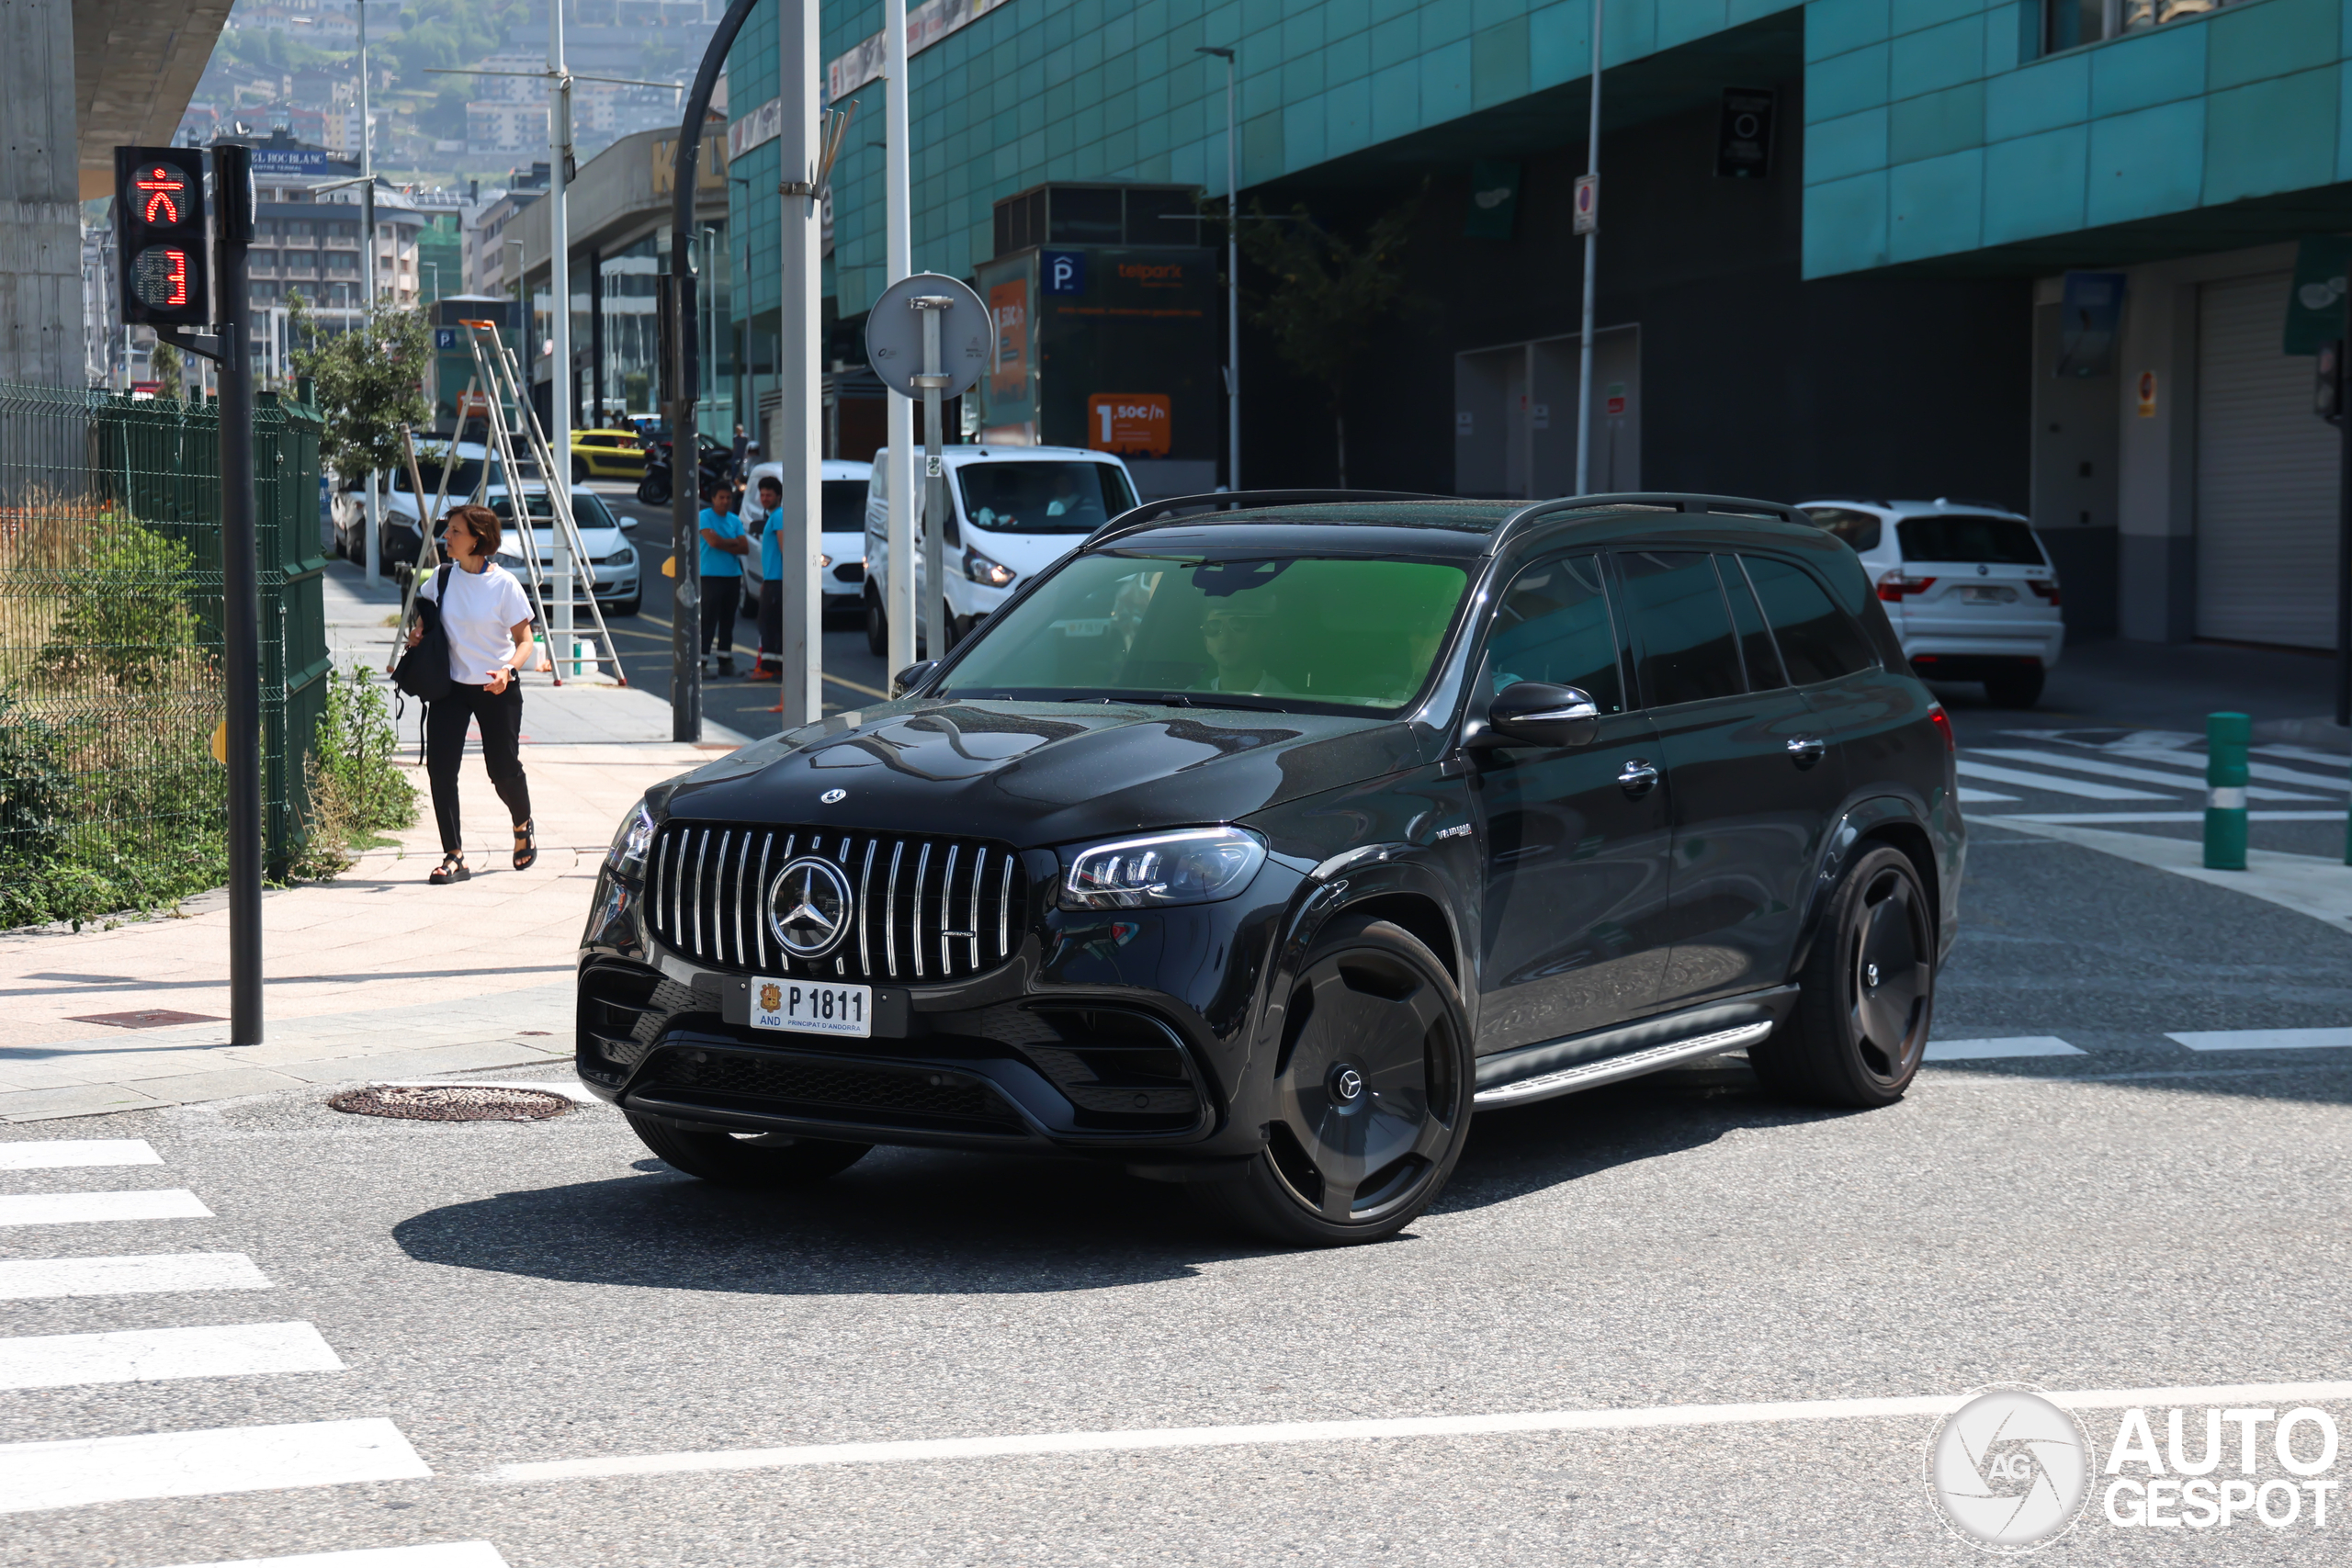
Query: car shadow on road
388 1073 1839 1293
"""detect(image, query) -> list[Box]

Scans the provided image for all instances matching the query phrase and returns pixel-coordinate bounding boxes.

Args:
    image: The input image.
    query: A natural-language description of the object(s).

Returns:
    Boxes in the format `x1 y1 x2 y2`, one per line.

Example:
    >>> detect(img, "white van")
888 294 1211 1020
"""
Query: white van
860 445 1139 657
740 457 873 615
1798 498 2064 707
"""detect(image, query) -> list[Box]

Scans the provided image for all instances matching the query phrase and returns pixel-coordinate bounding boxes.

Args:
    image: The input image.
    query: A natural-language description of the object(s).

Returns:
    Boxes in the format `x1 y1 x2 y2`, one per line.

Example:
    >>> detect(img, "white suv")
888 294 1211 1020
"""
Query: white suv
861 445 1139 657
1798 498 2064 708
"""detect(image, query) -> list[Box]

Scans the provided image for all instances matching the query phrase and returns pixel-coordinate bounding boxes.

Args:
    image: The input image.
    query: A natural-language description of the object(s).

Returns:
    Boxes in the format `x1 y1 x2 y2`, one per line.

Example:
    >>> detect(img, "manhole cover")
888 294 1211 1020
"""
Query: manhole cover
327 1085 571 1122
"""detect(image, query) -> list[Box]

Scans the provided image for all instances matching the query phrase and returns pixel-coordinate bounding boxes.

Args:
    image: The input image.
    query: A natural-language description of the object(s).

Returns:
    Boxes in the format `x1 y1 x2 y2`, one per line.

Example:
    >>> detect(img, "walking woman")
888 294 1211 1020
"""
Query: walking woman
407 502 538 885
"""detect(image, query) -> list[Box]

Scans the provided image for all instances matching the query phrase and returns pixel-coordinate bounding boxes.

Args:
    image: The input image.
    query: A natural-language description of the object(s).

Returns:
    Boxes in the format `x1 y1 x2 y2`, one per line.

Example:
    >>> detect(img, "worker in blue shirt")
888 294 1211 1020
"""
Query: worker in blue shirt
747 473 786 682
697 479 748 674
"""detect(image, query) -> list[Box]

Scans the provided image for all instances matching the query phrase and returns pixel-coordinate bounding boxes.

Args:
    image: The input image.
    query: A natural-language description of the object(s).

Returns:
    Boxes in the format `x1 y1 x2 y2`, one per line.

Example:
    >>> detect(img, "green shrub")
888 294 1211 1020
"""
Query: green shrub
287 664 417 880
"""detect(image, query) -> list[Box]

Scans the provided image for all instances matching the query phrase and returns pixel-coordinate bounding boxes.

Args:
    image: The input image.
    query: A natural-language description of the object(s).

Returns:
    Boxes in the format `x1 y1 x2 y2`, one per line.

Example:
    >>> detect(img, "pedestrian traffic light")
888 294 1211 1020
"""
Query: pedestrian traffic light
114 146 210 328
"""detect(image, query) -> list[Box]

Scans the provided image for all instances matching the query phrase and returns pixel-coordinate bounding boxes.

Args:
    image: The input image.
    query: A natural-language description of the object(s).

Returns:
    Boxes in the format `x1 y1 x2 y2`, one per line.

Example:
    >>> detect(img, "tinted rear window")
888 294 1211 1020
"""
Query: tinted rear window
1617 550 1745 707
1743 557 1878 684
1896 513 2044 565
1802 506 1883 553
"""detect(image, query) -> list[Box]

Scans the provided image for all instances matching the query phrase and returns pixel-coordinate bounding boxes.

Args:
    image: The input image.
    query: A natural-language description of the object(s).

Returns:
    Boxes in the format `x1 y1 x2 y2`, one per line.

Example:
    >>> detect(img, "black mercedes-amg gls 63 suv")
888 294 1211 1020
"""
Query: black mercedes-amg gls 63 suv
576 491 1962 1245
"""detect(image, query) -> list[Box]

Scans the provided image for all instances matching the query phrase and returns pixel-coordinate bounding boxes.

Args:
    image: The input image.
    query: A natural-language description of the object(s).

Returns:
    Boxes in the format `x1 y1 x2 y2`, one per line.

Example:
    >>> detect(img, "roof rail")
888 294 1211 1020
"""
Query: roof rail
1092 488 1444 542
1511 491 1804 528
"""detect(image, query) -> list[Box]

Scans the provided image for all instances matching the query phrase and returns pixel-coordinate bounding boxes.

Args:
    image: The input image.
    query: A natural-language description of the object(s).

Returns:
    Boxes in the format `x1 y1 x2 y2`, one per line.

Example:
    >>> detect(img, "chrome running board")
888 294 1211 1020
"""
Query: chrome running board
1473 1020 1774 1109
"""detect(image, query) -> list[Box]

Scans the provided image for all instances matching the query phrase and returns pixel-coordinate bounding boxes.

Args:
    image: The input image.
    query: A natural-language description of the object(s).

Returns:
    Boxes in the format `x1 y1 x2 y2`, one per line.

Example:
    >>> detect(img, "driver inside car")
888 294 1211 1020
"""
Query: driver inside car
1196 598 1294 696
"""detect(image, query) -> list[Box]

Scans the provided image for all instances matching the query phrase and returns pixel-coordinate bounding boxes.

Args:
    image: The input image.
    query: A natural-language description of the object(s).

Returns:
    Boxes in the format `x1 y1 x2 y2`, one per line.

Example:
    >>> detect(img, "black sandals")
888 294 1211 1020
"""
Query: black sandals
513 819 537 872
429 853 470 886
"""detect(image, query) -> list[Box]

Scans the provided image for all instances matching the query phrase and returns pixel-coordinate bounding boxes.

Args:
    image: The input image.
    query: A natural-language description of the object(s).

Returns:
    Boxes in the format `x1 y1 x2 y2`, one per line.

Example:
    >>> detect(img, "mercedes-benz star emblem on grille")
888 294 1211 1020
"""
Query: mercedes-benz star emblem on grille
820 787 848 804
768 856 854 959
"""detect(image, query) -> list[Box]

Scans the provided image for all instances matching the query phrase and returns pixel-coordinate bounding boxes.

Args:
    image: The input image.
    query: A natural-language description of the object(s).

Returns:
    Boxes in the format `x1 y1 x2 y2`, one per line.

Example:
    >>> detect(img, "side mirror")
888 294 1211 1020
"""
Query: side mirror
890 660 942 698
1483 682 1600 749
617 516 638 533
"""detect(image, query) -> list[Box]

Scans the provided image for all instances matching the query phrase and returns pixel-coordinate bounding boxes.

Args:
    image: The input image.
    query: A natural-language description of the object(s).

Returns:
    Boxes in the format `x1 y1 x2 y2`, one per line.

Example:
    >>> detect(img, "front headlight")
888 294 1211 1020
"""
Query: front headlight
1059 827 1266 910
963 546 1017 588
606 799 656 877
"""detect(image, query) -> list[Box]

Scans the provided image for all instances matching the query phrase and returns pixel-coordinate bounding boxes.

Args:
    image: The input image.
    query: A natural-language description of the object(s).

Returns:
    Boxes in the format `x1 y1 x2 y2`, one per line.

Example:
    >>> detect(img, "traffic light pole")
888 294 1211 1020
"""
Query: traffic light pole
213 144 264 1046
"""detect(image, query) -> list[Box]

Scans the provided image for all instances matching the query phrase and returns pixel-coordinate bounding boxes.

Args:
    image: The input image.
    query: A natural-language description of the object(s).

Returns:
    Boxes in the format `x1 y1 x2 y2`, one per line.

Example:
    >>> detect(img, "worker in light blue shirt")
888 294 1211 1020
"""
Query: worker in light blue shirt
748 473 786 682
697 479 747 674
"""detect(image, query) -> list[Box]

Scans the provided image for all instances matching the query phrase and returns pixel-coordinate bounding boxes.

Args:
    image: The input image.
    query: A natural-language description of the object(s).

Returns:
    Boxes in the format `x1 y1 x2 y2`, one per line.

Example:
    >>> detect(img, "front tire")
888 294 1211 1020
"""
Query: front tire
864 591 888 657
572 457 590 484
1750 844 1933 1108
1193 916 1471 1247
625 1113 871 1189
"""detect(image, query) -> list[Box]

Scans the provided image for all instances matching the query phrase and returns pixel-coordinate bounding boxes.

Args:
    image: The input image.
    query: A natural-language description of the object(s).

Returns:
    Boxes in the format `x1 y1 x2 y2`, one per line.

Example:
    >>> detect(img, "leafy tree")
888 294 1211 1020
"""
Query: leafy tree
287 291 432 479
1230 185 1426 487
148 340 184 400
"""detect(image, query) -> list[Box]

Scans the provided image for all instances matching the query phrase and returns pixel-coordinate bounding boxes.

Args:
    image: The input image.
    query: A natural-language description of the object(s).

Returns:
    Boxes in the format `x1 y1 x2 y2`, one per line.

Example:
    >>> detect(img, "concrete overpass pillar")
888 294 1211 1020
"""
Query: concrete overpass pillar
1 0 85 387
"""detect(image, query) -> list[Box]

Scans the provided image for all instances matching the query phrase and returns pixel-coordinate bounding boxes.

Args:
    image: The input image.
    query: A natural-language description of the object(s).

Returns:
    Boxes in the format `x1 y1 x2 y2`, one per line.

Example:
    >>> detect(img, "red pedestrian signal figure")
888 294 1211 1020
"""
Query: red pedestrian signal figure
133 164 187 224
113 145 209 327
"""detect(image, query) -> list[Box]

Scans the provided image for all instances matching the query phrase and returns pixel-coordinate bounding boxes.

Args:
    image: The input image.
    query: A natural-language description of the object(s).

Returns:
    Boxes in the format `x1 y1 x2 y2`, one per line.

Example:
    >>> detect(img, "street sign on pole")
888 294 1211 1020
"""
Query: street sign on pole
865 273 987 665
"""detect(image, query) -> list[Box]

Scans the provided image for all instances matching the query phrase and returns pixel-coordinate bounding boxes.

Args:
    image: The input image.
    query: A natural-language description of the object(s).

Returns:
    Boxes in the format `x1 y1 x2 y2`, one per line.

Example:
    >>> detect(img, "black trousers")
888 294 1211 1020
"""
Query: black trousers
424 681 532 858
701 574 741 660
757 577 783 667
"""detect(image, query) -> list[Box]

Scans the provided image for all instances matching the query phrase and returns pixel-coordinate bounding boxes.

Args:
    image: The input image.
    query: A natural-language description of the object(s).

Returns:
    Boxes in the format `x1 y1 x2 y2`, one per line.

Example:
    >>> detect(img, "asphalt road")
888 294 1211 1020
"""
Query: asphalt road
7 576 2352 1563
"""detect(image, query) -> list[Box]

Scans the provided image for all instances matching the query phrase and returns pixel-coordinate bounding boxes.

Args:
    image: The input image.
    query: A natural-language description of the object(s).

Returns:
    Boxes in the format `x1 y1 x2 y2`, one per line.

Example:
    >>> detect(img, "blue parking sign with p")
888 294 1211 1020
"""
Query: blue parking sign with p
434 328 458 349
1042 251 1087 295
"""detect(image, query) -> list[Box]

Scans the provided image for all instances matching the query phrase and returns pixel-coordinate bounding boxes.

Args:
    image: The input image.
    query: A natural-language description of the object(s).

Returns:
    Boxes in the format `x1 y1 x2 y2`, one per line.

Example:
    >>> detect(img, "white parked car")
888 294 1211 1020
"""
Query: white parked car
1798 498 2063 707
481 487 643 618
738 457 873 616
860 445 1139 658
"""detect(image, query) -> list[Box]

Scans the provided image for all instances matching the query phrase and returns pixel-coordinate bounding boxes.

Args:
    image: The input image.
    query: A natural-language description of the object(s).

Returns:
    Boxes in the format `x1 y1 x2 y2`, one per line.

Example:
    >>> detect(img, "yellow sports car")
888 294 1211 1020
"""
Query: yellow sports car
570 427 646 481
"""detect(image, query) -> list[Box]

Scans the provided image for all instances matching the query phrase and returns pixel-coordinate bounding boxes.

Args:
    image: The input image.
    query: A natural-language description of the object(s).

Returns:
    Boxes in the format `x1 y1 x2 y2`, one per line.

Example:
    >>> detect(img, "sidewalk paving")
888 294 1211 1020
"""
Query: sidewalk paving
0 561 752 1122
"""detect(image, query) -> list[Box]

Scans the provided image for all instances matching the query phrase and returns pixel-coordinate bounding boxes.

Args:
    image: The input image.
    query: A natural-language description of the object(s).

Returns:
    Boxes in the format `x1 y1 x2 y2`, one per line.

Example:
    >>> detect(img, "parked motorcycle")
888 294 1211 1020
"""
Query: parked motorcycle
634 435 735 506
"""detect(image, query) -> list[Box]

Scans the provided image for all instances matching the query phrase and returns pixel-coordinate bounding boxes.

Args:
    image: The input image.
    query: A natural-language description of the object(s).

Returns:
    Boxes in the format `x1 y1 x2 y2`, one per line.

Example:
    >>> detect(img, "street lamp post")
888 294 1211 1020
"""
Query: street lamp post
358 0 381 579
883 0 915 673
549 0 577 677
1573 0 1603 498
1196 45 1239 492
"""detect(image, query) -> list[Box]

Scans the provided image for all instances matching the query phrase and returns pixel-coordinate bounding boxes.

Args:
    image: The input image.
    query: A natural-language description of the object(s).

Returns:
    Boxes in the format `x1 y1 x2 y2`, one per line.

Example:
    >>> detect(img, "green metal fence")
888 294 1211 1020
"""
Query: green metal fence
0 383 329 926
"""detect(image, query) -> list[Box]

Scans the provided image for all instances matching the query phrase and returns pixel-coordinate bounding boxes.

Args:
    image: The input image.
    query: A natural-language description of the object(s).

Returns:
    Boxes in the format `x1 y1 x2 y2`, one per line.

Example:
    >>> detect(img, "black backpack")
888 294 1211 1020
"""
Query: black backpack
392 565 455 701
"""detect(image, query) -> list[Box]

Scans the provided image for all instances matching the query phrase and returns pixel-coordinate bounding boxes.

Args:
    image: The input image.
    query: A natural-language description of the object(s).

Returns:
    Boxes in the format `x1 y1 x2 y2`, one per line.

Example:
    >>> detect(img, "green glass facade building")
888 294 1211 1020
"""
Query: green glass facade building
717 0 2352 645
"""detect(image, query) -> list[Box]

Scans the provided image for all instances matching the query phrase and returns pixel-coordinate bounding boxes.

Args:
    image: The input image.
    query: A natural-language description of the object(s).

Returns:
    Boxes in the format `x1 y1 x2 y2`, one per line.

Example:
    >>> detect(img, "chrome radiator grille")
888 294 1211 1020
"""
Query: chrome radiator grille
644 822 1026 982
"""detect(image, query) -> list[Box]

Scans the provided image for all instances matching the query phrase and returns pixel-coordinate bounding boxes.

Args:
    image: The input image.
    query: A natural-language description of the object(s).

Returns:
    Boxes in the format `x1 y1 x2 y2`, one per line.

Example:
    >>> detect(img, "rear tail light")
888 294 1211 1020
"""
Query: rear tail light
1877 569 1936 602
1928 703 1955 753
2029 578 2062 604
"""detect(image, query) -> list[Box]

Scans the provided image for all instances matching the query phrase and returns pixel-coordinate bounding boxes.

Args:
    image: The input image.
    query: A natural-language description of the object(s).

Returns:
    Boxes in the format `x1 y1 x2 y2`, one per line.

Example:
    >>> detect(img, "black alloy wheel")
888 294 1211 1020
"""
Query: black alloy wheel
1751 844 1933 1107
1196 916 1471 1246
625 1112 872 1189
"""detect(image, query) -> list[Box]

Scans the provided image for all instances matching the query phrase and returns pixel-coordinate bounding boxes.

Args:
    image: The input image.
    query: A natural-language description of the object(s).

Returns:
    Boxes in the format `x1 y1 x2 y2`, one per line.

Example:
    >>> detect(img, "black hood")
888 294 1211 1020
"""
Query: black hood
662 700 1433 847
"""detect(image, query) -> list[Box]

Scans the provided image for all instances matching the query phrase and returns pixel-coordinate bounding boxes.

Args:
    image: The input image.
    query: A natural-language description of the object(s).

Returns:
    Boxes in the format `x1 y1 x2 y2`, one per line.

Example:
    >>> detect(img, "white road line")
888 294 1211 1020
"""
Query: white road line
1987 811 2345 825
2139 749 2349 791
0 1252 271 1301
0 1189 211 1228
2167 1027 2352 1053
156 1546 508 1568
0 1418 430 1516
1924 1037 2086 1061
1955 785 2018 804
1970 748 2324 801
0 1139 163 1170
0 1322 342 1392
1951 760 2168 800
486 1380 2352 1483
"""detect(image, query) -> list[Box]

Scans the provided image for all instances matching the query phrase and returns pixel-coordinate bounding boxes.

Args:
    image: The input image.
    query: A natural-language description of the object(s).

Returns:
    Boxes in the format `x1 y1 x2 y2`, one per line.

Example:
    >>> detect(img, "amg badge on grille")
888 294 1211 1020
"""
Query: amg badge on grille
768 856 854 958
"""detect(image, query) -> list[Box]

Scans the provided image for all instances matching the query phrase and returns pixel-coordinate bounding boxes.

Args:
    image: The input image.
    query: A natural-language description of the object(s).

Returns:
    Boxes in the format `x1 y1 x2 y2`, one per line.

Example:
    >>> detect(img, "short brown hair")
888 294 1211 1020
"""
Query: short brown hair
445 503 501 558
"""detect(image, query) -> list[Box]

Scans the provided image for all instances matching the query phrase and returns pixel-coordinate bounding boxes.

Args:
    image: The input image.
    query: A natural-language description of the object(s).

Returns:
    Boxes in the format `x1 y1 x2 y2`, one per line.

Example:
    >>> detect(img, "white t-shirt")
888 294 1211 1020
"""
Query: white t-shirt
420 563 533 685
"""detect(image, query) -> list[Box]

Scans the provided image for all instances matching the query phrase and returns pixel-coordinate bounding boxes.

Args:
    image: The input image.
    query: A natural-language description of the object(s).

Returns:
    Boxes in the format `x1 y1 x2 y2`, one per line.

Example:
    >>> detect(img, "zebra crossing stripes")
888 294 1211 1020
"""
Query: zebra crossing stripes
1969 749 2327 801
0 1322 343 1392
1924 1037 2085 1061
2166 1027 2352 1052
0 1252 271 1301
158 1547 510 1568
0 1418 431 1515
1951 760 2167 800
0 1139 163 1170
0 1189 212 1227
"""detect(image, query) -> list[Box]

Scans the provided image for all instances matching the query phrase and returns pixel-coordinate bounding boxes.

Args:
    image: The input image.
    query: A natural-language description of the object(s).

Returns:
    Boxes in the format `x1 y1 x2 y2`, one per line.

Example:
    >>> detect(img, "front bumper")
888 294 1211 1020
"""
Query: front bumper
574 849 1302 1162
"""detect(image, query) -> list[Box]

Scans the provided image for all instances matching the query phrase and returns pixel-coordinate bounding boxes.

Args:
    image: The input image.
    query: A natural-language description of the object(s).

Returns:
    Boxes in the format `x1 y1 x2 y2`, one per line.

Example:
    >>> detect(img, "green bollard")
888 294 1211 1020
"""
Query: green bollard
2204 712 2249 871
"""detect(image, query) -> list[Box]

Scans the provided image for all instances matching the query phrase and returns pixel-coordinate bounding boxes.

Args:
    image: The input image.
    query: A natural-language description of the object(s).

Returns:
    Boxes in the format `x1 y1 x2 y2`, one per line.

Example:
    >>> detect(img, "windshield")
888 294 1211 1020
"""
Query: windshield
486 491 619 532
1896 513 2043 565
822 479 866 532
956 461 1136 535
940 553 1471 712
397 456 487 496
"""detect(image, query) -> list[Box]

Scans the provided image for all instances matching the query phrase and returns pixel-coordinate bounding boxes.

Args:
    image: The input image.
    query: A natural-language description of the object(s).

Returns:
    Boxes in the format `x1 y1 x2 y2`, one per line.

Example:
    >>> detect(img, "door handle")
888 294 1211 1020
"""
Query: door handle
1787 736 1826 769
1618 758 1659 798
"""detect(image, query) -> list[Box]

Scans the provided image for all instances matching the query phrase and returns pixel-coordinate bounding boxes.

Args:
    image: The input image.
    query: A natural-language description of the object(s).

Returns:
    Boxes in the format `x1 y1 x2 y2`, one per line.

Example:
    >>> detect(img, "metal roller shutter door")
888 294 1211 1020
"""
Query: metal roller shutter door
2195 272 2340 648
